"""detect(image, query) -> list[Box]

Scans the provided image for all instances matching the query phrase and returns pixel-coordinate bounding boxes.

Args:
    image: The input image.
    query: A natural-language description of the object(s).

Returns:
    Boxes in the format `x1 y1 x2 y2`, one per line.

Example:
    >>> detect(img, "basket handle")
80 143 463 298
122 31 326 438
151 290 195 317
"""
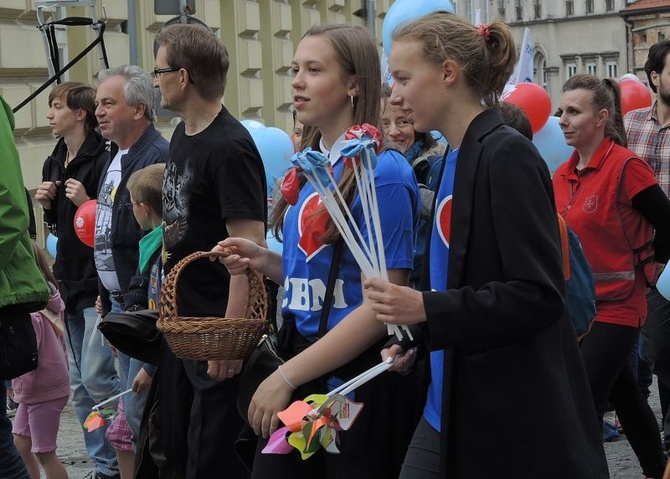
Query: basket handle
160 250 264 322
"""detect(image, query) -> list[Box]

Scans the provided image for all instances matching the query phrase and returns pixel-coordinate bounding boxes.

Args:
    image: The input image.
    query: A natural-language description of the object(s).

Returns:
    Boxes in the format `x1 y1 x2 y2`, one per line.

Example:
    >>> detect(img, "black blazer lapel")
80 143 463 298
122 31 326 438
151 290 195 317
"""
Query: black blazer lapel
447 109 504 289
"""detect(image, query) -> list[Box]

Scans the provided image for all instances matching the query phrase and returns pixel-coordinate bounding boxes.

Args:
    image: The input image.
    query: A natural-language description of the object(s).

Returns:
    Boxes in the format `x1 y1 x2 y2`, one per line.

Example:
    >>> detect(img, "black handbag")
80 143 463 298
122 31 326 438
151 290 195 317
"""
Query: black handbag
235 239 344 423
236 333 284 419
98 309 160 365
0 312 38 380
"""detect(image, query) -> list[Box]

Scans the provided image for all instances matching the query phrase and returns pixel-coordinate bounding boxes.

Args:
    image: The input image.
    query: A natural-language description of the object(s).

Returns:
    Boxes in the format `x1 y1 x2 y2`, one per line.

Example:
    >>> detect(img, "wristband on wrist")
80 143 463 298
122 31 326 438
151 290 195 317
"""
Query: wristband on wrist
277 364 297 390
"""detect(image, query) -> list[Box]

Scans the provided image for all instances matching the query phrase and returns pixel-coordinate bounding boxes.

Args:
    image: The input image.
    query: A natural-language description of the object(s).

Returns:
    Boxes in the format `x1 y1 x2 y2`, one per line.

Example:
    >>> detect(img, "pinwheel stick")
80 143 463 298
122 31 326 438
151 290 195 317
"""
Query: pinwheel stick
92 388 132 411
327 356 396 398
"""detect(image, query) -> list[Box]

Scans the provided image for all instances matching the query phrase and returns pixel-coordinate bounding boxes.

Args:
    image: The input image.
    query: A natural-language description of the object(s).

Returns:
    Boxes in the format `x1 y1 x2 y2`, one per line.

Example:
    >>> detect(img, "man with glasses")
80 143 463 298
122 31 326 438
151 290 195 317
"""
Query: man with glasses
150 23 267 478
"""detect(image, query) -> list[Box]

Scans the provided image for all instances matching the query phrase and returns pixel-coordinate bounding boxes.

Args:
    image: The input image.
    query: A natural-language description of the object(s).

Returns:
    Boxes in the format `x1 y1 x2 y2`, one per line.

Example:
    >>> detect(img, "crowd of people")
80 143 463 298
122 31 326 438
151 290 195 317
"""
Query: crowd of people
3 9 670 479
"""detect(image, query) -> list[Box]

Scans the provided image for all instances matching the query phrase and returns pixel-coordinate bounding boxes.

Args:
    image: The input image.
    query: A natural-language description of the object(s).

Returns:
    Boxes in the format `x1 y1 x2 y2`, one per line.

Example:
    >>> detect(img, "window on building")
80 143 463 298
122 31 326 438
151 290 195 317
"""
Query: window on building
606 61 618 78
515 0 523 21
540 58 548 89
534 0 541 19
660 31 667 42
498 0 505 18
586 62 597 75
567 63 577 79
605 0 615 11
585 0 594 13
566 1 574 16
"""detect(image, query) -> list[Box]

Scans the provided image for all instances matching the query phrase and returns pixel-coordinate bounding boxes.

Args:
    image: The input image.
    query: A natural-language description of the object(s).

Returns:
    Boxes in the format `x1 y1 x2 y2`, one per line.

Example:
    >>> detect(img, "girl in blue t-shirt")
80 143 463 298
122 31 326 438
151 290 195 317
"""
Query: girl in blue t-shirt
215 23 422 479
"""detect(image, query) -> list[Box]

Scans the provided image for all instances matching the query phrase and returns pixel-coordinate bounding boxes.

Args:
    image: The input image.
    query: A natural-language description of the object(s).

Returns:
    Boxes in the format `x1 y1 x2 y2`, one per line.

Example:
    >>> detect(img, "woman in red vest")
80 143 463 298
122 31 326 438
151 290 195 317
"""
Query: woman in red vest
553 73 670 479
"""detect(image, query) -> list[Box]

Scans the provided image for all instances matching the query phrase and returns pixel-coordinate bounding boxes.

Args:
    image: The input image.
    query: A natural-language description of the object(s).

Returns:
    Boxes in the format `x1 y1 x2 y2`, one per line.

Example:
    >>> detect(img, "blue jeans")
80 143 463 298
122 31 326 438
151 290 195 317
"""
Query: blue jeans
0 373 29 478
125 357 150 450
65 306 120 476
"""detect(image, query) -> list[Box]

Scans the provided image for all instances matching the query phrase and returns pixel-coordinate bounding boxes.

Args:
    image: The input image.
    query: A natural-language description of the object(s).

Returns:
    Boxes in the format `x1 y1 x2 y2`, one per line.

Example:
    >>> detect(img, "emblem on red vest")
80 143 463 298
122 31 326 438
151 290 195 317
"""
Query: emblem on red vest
583 195 598 214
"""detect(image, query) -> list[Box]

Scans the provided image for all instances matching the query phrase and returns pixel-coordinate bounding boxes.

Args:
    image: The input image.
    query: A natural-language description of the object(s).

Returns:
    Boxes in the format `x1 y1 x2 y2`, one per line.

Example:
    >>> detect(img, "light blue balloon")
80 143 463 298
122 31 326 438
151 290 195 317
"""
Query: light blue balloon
46 233 58 259
532 116 574 175
382 0 455 57
266 230 283 255
240 119 266 135
251 127 294 196
431 130 448 148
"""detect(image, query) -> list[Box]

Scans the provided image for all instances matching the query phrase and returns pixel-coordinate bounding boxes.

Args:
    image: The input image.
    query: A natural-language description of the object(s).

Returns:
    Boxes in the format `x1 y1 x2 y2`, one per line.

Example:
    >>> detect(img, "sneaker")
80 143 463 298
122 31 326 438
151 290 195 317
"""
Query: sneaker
82 471 121 479
6 397 17 418
602 411 620 442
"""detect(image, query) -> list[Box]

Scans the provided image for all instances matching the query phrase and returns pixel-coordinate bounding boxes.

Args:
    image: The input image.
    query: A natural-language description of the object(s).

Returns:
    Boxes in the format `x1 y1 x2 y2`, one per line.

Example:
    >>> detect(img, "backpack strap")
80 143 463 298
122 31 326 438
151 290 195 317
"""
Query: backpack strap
557 214 571 281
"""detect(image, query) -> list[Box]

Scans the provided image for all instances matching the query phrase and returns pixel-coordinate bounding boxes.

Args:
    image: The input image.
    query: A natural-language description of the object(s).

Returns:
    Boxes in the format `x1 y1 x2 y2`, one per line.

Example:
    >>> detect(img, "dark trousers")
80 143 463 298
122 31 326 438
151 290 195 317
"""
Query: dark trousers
643 287 670 439
398 417 441 479
0 379 29 479
158 342 248 479
581 321 665 478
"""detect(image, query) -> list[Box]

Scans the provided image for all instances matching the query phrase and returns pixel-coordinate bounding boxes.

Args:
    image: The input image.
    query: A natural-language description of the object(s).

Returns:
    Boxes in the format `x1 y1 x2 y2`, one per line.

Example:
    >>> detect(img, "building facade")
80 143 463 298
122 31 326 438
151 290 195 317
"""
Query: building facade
6 0 669 247
0 0 388 215
621 0 670 82
453 0 634 108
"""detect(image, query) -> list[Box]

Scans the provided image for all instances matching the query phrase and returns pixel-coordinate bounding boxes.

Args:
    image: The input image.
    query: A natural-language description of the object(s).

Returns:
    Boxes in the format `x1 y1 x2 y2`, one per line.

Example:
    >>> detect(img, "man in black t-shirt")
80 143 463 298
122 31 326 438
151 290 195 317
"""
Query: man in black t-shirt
151 24 267 478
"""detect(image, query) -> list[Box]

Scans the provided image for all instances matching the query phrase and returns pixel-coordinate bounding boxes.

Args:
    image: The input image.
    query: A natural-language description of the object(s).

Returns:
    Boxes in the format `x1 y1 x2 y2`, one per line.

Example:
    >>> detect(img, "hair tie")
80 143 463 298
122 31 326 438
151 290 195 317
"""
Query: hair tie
476 24 490 41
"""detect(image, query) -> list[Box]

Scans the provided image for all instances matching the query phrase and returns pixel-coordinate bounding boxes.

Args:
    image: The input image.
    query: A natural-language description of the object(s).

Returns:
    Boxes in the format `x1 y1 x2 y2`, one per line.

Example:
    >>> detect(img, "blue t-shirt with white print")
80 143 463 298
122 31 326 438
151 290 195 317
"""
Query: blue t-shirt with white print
424 147 458 432
281 148 419 343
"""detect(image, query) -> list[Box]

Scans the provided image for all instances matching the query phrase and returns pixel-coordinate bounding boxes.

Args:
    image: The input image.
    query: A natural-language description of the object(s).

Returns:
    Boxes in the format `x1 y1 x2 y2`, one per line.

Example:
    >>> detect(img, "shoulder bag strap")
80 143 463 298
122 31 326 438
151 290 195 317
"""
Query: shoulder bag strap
556 214 571 281
317 237 345 340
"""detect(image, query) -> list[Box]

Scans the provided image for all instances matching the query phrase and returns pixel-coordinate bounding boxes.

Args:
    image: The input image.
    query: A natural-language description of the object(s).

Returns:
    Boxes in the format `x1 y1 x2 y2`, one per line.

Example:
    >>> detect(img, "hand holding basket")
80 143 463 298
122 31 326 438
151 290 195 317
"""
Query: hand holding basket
157 250 268 361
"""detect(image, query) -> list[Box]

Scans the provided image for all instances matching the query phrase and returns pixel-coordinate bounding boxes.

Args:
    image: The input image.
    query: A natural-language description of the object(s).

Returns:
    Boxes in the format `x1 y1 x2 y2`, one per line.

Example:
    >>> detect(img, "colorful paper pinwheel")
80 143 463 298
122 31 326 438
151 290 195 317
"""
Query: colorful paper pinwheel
262 357 395 459
82 388 132 433
83 408 117 432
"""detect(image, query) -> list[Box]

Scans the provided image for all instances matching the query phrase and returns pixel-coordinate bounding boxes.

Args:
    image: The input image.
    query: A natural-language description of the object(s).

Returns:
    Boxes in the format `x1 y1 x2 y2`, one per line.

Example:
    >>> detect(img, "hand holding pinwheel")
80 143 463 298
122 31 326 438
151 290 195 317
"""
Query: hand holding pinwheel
262 356 396 459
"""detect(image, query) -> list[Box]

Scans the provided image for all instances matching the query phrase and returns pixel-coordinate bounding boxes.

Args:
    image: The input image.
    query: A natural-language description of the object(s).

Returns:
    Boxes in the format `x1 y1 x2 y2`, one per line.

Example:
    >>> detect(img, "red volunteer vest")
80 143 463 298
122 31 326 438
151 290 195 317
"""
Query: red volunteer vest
553 137 655 306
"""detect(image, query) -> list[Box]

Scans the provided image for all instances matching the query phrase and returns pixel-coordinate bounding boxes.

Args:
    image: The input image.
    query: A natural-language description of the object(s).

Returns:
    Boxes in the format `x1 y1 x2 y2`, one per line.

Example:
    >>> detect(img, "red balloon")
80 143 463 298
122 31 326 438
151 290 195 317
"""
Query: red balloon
74 199 96 248
620 79 652 115
501 82 552 134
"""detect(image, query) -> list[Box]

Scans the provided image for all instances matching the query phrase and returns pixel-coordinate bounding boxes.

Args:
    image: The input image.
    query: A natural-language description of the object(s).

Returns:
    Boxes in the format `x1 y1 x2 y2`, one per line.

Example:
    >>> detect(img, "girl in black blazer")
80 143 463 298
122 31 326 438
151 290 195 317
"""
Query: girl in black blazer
364 11 609 479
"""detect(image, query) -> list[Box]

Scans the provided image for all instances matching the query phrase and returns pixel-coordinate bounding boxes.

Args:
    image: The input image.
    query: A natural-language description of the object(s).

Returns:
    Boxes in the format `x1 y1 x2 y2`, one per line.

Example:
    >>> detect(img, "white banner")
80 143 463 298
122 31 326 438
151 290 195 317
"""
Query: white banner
508 27 534 85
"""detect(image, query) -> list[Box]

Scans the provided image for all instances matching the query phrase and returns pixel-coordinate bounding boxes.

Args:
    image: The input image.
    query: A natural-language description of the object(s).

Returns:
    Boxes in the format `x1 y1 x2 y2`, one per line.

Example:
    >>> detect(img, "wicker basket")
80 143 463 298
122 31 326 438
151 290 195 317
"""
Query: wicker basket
157 251 268 361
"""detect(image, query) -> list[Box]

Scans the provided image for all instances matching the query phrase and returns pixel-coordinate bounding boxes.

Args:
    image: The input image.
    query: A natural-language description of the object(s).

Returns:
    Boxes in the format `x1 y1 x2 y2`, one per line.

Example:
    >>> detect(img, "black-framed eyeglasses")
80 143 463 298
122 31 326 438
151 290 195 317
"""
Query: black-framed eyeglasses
153 67 180 79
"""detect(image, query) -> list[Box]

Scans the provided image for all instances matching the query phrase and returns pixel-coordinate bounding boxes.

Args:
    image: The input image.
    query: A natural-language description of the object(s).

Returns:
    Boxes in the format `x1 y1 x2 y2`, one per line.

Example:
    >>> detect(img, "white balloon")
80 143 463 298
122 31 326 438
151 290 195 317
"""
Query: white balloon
619 73 642 83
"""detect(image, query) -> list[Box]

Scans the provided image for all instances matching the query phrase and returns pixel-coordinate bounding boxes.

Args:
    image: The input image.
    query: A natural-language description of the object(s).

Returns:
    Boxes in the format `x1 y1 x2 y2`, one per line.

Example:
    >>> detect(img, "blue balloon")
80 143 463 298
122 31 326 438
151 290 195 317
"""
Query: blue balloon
532 116 575 175
266 230 283 255
251 127 294 196
382 0 455 57
431 130 448 148
46 233 58 259
240 119 266 135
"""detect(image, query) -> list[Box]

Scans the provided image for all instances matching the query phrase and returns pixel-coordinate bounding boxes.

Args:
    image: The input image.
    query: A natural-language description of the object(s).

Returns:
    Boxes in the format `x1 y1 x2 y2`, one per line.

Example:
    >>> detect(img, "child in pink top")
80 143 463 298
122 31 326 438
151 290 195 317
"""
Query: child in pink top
12 242 70 479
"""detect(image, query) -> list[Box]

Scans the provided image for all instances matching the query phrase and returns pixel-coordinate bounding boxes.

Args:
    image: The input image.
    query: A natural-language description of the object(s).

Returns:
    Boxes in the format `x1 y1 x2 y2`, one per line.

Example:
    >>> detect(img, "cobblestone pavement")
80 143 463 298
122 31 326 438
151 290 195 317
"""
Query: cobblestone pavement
17 377 663 478
56 401 91 479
